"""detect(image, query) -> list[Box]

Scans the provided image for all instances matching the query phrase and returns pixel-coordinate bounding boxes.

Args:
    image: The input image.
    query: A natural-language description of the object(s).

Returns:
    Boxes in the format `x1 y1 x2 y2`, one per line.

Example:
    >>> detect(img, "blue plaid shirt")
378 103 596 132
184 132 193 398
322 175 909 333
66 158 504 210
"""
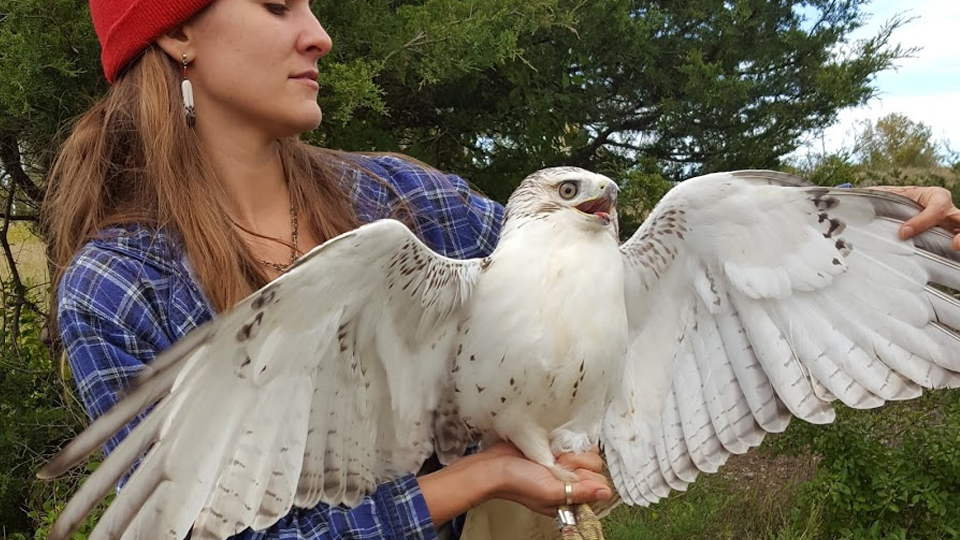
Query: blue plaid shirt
57 155 504 540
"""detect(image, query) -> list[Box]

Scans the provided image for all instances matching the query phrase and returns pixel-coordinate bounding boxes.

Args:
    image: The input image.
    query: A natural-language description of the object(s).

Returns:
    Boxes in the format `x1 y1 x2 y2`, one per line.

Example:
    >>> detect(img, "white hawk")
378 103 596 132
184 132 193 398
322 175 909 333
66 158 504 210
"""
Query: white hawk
41 168 960 540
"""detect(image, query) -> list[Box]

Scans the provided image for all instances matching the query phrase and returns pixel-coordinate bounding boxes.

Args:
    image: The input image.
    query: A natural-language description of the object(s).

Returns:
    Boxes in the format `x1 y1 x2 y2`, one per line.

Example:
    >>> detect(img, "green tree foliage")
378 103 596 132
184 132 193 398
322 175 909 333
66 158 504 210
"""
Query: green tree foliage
315 0 910 196
0 0 104 184
0 286 87 534
854 112 943 170
1 0 909 199
792 113 959 201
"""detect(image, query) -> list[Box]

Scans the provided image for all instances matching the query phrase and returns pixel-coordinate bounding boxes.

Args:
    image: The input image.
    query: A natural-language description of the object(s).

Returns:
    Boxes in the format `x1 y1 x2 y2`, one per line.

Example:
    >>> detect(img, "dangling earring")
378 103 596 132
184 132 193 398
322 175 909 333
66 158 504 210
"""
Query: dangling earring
181 54 196 127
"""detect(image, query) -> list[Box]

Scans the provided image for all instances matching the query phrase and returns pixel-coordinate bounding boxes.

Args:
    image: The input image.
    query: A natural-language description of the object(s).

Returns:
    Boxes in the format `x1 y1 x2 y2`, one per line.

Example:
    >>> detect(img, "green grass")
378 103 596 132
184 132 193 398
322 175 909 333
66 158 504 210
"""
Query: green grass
606 451 820 540
0 222 48 288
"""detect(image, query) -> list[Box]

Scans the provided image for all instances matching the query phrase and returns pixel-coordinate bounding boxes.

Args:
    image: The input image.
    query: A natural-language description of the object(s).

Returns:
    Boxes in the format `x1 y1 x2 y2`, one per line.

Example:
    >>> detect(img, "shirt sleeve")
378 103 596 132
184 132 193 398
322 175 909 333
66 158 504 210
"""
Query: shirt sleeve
58 245 173 458
58 244 438 540
253 476 437 540
349 155 505 259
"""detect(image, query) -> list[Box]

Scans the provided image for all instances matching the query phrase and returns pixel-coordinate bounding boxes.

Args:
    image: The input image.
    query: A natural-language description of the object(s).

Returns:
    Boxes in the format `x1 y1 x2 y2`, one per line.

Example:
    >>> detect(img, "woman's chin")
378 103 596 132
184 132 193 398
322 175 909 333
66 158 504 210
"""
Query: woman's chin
275 112 322 138
292 109 323 134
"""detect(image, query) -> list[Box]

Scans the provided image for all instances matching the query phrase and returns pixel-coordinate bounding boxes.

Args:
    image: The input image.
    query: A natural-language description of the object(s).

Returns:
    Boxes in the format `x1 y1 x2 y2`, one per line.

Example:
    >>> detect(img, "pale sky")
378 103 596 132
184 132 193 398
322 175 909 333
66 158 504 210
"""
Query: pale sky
801 0 960 156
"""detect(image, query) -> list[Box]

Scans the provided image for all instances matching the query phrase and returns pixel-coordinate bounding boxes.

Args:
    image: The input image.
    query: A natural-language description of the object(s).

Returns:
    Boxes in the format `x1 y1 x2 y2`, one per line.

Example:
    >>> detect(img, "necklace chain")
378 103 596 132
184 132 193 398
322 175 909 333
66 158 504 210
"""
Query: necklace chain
251 197 300 273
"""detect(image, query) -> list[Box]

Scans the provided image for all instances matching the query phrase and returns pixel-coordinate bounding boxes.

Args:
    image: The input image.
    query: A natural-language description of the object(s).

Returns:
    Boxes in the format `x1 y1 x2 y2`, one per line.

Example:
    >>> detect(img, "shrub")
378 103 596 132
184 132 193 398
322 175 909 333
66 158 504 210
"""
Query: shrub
0 279 88 537
773 392 960 539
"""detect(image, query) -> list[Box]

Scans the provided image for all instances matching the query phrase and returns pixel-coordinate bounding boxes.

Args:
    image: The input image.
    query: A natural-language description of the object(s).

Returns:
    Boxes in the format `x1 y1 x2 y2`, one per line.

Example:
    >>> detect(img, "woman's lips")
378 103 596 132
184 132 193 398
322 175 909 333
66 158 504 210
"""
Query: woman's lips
291 71 319 90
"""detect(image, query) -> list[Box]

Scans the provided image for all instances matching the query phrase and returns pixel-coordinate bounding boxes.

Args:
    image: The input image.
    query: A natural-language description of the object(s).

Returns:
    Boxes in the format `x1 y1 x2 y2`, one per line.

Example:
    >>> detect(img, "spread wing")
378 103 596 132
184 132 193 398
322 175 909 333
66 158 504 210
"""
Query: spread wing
603 171 960 506
41 219 484 540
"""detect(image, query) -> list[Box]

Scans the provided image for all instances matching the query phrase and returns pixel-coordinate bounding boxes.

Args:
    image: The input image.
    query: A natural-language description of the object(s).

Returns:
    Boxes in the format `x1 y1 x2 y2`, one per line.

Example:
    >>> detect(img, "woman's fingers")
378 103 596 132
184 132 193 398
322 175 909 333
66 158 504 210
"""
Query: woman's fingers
478 442 612 516
521 470 610 516
558 480 611 508
868 185 960 249
562 469 611 503
556 449 604 473
900 186 960 250
899 187 957 234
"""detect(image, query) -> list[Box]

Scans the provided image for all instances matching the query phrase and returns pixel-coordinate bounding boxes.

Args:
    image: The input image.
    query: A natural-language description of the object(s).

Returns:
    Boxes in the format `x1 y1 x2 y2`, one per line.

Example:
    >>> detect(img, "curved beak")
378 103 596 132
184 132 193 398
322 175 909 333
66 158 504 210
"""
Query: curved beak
575 182 618 223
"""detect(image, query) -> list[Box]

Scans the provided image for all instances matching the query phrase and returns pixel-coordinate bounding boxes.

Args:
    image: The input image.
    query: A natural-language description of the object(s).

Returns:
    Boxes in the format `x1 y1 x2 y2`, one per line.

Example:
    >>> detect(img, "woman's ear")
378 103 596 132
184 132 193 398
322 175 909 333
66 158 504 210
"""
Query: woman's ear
156 27 192 63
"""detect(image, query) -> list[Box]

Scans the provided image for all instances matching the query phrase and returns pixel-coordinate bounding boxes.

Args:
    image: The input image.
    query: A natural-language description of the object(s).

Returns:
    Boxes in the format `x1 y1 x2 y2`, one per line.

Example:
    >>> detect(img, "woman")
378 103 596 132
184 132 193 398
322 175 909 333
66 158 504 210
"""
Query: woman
43 0 612 538
41 0 960 538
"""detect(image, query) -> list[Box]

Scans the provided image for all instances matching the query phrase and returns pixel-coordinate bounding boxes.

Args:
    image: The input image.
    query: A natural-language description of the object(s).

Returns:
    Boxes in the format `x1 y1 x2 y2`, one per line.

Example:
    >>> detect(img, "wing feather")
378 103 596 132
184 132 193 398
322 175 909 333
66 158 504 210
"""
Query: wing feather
928 286 960 331
193 382 292 540
729 291 836 423
44 220 484 540
673 339 729 471
691 301 763 451
252 381 309 529
48 400 166 540
658 389 699 483
713 290 792 433
652 424 687 491
770 297 882 409
606 172 960 507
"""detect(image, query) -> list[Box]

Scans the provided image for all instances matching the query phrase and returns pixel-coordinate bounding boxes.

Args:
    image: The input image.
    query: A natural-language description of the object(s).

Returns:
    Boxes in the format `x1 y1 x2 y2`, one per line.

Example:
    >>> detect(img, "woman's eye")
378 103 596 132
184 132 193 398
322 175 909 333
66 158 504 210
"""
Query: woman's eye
558 181 579 200
265 3 290 15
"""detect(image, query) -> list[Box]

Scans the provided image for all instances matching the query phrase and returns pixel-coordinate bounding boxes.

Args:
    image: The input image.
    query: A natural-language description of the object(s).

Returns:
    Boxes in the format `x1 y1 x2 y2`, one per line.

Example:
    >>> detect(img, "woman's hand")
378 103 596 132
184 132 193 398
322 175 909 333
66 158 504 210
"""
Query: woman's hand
482 442 612 516
868 185 960 249
417 442 612 525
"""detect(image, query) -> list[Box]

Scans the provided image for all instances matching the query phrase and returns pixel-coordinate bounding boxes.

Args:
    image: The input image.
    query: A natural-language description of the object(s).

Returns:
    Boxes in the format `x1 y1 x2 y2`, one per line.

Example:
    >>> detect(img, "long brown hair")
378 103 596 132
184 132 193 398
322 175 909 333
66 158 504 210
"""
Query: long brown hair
43 47 361 313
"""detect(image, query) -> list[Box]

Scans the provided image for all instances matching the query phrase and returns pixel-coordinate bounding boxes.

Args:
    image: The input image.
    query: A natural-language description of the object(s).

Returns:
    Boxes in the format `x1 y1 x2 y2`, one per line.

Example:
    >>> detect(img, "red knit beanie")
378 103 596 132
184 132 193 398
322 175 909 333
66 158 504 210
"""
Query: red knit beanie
89 0 215 83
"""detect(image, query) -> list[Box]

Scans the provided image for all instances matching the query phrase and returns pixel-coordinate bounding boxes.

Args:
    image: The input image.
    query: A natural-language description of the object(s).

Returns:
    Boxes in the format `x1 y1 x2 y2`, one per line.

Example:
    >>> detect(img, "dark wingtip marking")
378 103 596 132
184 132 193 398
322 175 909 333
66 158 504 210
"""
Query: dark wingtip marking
237 311 264 341
823 217 845 238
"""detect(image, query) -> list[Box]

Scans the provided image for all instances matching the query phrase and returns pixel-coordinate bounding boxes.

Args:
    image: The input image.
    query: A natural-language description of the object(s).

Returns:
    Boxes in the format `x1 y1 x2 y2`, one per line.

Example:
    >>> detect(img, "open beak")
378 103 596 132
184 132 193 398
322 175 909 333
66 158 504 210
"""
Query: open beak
575 183 617 224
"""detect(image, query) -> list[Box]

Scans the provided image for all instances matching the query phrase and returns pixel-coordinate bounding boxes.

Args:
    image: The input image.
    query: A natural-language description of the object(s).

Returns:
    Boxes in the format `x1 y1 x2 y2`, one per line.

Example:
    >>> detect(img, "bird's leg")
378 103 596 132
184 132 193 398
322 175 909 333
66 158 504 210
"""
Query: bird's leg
548 428 606 538
509 428 580 483
550 429 593 456
508 429 607 539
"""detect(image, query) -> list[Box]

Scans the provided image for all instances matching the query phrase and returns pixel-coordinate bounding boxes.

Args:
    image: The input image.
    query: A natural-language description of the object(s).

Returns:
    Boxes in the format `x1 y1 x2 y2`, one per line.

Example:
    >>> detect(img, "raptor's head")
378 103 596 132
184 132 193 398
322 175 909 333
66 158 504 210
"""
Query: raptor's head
504 167 619 233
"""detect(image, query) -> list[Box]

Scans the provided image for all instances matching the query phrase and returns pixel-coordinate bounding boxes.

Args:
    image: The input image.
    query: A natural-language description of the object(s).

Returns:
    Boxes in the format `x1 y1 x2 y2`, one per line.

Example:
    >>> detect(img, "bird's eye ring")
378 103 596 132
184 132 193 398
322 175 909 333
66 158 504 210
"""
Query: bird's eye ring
558 181 579 200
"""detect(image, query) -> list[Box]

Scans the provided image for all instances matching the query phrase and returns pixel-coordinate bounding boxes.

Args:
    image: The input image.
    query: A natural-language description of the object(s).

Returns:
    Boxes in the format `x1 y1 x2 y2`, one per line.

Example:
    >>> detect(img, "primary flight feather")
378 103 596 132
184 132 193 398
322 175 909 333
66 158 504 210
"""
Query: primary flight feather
41 168 960 540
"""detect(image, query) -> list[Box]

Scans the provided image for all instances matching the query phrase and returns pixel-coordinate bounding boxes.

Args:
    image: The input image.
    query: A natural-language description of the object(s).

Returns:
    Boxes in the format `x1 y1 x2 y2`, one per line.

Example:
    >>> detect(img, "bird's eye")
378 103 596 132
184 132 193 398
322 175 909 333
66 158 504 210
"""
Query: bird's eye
558 181 579 200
